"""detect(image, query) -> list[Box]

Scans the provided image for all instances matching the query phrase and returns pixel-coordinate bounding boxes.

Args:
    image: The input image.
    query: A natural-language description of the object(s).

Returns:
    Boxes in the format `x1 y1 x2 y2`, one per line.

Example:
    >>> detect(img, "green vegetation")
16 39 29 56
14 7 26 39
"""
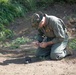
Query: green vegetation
0 0 76 49
12 0 36 10
68 39 76 50
0 29 14 41
0 0 25 41
3 37 32 49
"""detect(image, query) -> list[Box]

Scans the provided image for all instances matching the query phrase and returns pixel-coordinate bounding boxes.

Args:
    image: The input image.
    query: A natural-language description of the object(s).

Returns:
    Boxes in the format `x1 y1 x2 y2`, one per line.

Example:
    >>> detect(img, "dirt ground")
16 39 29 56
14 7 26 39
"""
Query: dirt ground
0 4 76 75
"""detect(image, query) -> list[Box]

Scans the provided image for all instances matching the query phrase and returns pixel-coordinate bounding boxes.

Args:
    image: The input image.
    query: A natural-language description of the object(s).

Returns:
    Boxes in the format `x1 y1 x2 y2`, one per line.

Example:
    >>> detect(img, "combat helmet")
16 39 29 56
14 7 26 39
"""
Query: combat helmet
31 11 44 28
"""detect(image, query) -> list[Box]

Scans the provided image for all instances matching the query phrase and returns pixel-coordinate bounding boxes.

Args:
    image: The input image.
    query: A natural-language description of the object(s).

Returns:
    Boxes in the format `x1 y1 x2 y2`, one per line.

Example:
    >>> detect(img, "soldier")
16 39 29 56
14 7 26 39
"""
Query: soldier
31 11 72 60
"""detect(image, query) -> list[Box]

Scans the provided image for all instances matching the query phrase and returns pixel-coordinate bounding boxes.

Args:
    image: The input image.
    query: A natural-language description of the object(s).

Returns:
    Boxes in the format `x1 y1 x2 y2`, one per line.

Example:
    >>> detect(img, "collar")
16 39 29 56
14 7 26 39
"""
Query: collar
44 14 50 27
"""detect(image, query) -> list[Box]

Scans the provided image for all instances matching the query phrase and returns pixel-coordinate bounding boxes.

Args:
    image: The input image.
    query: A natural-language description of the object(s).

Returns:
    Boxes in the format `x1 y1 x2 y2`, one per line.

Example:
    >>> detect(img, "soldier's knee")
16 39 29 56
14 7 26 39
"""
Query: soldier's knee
50 52 65 60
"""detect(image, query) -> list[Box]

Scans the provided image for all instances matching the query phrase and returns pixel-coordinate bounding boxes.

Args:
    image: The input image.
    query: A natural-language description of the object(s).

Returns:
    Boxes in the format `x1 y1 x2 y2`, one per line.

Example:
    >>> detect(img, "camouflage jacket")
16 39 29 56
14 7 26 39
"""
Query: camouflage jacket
37 14 68 43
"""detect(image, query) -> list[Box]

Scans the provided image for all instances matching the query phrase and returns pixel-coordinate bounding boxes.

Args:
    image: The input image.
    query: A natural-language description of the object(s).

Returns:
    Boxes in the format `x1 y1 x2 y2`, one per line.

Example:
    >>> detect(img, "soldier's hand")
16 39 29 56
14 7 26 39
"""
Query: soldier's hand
32 41 40 47
39 42 48 48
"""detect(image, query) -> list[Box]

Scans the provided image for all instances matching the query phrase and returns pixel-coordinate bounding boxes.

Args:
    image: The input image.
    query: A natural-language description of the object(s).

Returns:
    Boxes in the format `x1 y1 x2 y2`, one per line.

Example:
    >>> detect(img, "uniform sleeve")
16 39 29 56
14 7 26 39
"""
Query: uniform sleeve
37 29 44 42
51 19 65 43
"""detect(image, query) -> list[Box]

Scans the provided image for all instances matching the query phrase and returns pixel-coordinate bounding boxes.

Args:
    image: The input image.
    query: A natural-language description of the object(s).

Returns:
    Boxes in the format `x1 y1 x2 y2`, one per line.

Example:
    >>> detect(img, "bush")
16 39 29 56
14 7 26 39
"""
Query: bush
0 1 25 41
0 0 10 3
12 0 36 10
0 28 14 41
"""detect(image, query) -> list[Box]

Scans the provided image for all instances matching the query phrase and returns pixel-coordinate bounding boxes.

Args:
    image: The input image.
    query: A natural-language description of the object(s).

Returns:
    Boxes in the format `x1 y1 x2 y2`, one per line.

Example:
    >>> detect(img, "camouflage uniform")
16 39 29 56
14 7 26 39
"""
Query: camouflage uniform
31 13 69 60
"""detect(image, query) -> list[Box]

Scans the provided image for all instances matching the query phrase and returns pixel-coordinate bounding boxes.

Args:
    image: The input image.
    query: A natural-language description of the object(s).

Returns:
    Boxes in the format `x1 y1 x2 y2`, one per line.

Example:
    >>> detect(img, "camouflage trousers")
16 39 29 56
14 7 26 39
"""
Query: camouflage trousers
36 36 69 60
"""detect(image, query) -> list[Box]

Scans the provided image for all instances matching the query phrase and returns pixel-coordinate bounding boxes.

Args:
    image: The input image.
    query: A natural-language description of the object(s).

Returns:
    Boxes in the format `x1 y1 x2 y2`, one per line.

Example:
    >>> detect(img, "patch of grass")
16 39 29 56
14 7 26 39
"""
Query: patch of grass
3 37 32 49
0 29 14 41
12 0 36 11
68 39 76 50
0 1 25 42
12 37 27 45
0 0 9 3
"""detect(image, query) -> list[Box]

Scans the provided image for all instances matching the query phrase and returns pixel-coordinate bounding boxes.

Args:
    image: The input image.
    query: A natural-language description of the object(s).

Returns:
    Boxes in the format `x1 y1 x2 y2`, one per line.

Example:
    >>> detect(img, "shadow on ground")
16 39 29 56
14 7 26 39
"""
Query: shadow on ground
0 49 76 66
0 56 45 65
66 50 76 60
